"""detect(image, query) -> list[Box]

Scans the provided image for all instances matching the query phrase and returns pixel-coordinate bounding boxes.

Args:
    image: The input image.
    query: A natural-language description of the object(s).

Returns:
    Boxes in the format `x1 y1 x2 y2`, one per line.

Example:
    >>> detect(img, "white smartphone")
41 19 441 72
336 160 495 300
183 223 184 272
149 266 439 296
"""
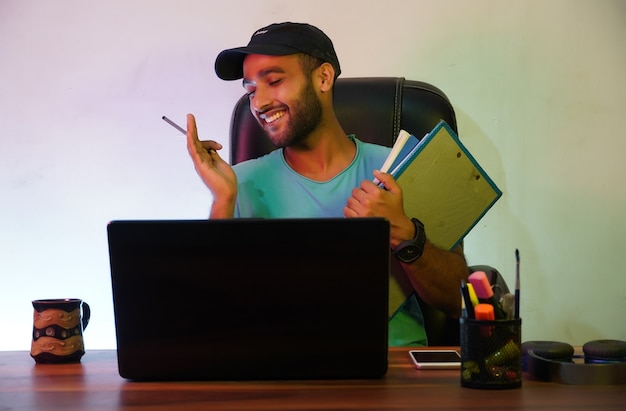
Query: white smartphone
409 350 461 369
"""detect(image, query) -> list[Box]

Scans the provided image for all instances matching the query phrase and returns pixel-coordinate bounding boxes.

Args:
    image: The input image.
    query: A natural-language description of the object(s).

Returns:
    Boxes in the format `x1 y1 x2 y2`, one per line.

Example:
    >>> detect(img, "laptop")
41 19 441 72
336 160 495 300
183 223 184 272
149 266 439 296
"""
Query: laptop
107 218 390 381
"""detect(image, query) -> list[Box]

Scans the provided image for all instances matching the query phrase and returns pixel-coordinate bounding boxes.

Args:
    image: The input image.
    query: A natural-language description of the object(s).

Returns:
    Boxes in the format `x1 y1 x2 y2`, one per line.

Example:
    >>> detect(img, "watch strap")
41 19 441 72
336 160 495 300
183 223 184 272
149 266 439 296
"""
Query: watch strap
393 218 426 263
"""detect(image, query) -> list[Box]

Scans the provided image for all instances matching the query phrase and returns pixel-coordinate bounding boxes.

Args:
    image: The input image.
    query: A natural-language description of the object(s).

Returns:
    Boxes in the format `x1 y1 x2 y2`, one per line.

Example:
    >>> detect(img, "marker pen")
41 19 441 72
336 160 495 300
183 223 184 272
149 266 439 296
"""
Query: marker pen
474 303 495 337
468 271 506 320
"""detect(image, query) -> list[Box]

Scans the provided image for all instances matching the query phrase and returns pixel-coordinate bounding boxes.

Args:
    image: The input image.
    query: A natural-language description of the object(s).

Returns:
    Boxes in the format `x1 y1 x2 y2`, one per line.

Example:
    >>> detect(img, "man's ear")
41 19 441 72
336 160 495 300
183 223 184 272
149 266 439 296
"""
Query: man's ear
317 62 335 93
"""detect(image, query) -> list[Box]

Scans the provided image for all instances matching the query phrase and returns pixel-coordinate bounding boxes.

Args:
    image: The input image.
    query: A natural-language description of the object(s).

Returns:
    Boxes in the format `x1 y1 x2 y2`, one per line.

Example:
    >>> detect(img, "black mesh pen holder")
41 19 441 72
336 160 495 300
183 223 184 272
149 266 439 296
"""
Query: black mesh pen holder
460 318 522 389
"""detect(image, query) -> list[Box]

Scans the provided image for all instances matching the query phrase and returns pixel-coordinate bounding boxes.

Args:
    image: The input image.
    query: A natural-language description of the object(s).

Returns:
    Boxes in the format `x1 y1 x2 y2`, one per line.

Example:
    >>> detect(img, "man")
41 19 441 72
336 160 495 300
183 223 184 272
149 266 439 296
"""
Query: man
186 22 468 346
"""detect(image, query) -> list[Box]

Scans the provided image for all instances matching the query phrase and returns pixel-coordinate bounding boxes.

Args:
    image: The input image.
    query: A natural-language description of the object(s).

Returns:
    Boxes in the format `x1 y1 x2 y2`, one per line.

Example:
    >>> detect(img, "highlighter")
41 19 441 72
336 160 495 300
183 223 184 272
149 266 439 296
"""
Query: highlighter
468 271 506 320
474 303 495 321
474 303 495 337
467 283 479 307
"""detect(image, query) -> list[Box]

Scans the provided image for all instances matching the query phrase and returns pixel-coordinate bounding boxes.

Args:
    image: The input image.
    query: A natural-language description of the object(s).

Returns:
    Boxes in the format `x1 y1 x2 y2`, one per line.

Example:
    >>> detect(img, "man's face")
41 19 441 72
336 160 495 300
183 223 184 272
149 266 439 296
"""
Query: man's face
242 54 322 148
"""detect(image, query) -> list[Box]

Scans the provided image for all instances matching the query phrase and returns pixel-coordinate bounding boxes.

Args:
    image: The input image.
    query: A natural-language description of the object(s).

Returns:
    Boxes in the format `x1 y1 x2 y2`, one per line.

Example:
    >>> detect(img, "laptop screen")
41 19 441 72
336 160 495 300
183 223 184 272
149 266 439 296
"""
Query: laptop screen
108 218 390 380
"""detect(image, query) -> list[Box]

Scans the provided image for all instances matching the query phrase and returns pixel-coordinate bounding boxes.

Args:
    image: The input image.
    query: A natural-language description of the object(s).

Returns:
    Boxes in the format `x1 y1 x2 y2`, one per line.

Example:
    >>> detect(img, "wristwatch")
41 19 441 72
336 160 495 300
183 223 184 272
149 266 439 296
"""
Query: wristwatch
393 218 426 263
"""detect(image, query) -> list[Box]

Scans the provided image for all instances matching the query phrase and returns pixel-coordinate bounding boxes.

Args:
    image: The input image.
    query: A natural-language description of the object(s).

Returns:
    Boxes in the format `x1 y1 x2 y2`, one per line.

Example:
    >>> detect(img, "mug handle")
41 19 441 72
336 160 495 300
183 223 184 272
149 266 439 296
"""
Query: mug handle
81 301 91 331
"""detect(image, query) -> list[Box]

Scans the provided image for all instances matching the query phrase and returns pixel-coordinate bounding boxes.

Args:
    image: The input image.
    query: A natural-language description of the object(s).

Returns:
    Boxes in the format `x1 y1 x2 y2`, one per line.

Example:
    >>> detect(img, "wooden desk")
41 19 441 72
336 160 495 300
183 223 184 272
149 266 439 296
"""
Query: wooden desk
1 348 624 410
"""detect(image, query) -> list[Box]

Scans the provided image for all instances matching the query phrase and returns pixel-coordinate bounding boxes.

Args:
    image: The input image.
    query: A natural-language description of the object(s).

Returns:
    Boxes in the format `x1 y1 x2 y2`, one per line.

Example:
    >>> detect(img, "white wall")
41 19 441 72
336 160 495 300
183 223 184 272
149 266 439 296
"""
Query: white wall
1 0 624 350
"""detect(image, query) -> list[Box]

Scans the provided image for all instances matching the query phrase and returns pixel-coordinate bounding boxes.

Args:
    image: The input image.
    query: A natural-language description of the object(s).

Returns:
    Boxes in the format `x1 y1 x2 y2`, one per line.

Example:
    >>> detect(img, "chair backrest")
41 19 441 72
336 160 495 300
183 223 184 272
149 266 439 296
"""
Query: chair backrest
228 77 460 346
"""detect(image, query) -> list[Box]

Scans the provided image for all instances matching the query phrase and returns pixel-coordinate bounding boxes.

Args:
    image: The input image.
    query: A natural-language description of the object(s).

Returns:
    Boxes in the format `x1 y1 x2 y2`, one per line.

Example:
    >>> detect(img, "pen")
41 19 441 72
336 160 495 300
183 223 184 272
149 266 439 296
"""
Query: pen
515 249 520 319
461 293 467 318
162 115 187 135
460 279 475 319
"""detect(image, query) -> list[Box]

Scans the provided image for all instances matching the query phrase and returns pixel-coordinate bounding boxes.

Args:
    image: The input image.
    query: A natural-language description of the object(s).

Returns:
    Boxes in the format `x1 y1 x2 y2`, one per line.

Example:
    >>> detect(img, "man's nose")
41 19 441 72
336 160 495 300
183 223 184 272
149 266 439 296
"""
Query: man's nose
250 87 271 113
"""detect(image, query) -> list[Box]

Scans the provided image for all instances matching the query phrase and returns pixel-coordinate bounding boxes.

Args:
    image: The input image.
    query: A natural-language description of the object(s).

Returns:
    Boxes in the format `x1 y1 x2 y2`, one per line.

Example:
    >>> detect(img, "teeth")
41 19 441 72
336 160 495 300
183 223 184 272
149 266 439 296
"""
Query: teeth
262 111 285 123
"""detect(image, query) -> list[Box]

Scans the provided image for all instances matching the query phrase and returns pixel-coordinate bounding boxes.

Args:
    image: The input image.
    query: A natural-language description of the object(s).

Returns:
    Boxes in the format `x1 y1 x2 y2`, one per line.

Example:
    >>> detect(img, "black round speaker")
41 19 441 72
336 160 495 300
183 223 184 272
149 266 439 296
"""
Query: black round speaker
522 339 626 385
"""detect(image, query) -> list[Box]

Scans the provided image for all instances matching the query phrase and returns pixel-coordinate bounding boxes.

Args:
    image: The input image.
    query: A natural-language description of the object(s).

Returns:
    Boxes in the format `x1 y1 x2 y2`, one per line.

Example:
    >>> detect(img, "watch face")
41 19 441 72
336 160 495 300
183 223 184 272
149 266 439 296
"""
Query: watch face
398 245 421 262
394 218 426 263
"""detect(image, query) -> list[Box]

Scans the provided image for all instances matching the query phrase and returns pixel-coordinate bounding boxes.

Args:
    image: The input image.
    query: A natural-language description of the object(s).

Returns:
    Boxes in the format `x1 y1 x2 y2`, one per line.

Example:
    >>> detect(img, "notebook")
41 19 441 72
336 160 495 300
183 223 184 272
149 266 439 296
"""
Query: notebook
107 218 390 381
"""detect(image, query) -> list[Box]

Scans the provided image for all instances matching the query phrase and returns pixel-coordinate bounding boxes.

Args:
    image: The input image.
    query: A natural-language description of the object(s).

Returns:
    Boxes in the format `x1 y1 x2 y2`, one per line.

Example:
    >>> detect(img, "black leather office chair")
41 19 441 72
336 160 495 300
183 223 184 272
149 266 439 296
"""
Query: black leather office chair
228 77 502 346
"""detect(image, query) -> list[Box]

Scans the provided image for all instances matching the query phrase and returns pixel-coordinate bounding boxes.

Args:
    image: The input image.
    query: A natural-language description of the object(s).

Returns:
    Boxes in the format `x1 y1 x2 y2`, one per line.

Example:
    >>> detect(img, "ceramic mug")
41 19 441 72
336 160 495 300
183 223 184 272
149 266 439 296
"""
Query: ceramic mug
30 298 91 364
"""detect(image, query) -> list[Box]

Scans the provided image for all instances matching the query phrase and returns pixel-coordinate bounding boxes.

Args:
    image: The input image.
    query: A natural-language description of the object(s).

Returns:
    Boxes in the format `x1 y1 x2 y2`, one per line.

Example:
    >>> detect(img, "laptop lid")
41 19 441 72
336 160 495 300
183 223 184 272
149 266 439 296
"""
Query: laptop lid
107 218 390 381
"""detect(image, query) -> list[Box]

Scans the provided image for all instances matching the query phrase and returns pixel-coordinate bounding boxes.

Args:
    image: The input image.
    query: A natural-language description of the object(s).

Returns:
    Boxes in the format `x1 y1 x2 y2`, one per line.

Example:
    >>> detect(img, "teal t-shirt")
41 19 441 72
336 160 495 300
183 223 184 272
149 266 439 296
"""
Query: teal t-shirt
232 135 427 346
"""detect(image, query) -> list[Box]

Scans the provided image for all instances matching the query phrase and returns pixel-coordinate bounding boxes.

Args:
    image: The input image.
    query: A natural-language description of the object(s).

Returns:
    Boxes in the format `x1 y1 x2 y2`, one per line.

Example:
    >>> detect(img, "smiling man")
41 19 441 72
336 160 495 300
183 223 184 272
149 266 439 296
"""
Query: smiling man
185 22 468 346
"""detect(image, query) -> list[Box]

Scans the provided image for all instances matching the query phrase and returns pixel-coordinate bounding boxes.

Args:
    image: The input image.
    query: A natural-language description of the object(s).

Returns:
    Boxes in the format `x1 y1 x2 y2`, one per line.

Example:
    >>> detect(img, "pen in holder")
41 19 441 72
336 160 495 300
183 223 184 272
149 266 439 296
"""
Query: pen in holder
460 317 522 389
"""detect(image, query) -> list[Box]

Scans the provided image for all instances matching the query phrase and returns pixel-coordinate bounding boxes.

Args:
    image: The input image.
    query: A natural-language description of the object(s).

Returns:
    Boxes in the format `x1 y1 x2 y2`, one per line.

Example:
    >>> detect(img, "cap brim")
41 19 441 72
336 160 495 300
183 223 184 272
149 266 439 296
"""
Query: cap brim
214 44 301 80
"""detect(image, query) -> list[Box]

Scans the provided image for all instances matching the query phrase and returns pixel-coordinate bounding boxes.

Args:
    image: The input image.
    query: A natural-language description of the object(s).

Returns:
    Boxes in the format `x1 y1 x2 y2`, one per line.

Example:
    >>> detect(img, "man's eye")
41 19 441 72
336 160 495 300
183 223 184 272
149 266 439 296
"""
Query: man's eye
269 79 282 86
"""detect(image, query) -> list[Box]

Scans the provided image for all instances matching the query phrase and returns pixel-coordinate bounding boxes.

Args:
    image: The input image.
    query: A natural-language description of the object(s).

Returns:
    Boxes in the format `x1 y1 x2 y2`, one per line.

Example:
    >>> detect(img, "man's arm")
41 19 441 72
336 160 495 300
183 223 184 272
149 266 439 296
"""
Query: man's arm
345 169 468 317
387 208 467 317
399 238 467 317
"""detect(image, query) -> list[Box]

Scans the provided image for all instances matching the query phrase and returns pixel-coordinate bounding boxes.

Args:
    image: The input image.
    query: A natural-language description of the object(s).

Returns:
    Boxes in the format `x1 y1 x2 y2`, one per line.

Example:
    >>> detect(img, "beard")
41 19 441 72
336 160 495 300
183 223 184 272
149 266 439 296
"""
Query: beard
266 78 323 149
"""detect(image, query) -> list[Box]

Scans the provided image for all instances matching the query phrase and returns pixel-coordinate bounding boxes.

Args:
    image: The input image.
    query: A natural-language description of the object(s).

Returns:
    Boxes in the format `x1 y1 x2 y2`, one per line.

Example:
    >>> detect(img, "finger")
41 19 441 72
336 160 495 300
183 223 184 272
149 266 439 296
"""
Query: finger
350 186 367 202
373 170 400 194
186 114 223 153
345 192 371 217
207 146 225 163
199 140 223 152
186 114 202 156
359 178 383 194
343 205 358 218
186 113 198 140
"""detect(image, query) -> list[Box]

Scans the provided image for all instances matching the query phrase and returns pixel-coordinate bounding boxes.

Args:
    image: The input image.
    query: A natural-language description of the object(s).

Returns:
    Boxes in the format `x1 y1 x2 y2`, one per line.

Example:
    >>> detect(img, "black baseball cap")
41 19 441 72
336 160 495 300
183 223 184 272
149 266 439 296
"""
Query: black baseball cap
214 22 341 81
